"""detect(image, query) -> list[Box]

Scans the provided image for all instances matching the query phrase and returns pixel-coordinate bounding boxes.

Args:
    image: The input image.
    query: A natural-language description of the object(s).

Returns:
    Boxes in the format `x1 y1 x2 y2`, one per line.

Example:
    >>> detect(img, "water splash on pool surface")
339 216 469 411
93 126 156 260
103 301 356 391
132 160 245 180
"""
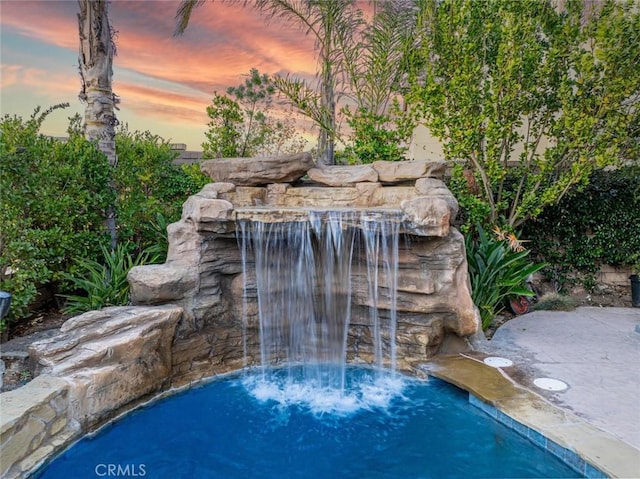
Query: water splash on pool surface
242 366 408 416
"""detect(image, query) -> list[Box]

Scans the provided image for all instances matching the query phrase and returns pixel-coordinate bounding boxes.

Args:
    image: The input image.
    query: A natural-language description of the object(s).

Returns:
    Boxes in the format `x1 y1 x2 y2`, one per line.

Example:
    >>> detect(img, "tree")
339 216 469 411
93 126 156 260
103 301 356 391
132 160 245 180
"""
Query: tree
408 0 640 230
334 0 425 164
228 68 275 157
78 0 119 247
253 0 427 165
202 93 244 158
202 69 307 158
258 0 364 165
176 0 361 165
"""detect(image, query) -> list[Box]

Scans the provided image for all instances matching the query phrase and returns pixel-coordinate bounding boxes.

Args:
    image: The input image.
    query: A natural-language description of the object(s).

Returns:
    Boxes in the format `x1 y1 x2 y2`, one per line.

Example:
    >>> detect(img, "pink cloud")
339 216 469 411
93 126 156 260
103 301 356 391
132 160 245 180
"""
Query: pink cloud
109 2 317 95
0 64 22 89
1 1 78 50
116 82 208 126
1 0 320 102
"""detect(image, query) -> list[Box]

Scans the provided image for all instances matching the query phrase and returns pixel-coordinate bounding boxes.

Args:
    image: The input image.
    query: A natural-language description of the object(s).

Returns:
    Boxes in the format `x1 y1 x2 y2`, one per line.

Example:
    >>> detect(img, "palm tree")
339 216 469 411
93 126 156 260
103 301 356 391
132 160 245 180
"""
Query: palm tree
349 0 430 116
175 1 428 165
78 0 118 247
175 0 362 166
254 1 363 166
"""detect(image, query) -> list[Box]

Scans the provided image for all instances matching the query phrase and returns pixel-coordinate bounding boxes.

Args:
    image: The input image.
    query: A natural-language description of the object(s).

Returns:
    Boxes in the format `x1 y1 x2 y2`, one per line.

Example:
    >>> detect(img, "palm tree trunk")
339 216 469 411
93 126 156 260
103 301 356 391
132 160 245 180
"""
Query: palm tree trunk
78 0 118 248
318 58 336 166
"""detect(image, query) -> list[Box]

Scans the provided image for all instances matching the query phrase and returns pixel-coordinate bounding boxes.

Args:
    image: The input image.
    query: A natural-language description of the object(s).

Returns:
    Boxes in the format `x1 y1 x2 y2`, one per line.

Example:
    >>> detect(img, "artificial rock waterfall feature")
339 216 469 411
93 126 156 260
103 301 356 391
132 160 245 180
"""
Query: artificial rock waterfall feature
128 154 480 387
5 155 481 478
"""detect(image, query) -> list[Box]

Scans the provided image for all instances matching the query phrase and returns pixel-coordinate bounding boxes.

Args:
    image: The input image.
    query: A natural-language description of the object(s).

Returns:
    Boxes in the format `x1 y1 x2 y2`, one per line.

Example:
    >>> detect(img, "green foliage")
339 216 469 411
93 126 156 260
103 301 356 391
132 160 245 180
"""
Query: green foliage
523 167 640 289
466 224 545 330
144 212 171 263
178 2 422 164
447 163 492 234
0 110 209 328
227 68 275 157
60 243 155 315
250 1 419 164
114 126 209 255
203 69 306 159
341 105 413 164
0 106 113 326
409 0 640 229
202 94 243 158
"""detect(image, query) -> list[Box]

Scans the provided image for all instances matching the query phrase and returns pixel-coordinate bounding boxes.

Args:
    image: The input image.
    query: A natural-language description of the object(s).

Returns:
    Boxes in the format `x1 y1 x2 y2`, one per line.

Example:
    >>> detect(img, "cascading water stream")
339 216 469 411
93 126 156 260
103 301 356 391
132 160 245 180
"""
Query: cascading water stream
238 210 402 413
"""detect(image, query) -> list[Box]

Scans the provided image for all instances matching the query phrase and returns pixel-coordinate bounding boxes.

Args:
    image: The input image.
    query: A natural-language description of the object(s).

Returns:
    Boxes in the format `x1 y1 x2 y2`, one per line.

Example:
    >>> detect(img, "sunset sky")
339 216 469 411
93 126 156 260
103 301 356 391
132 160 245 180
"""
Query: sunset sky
0 0 320 150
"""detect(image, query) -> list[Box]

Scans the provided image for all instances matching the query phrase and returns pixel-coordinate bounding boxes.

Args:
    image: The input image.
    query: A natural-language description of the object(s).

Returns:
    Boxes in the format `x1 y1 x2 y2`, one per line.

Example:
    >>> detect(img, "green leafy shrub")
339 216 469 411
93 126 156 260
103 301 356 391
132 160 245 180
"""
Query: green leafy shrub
0 106 113 326
447 163 492 234
0 111 209 329
523 167 640 289
61 243 155 314
144 212 171 263
466 224 545 330
114 127 209 255
341 106 413 164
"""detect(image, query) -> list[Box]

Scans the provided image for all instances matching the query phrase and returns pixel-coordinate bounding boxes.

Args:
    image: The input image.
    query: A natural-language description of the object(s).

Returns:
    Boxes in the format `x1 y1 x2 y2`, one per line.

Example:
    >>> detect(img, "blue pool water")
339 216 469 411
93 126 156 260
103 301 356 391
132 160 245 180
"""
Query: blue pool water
37 367 578 478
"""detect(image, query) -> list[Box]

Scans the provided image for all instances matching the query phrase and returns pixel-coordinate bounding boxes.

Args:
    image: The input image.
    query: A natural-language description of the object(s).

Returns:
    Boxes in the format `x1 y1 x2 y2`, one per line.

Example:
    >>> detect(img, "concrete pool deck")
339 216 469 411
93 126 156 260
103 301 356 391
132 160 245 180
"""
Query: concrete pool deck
424 306 640 478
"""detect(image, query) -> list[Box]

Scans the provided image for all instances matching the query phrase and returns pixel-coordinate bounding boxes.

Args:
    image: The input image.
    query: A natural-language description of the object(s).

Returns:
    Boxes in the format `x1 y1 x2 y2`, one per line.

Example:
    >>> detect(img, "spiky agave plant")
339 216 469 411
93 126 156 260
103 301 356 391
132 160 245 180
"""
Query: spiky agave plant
465 224 545 330
60 243 156 315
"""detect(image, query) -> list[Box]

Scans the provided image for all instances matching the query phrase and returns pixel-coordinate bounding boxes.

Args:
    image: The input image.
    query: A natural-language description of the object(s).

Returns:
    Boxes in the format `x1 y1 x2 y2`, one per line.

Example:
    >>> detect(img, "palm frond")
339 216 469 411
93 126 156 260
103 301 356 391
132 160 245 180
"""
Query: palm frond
174 0 208 36
272 75 342 143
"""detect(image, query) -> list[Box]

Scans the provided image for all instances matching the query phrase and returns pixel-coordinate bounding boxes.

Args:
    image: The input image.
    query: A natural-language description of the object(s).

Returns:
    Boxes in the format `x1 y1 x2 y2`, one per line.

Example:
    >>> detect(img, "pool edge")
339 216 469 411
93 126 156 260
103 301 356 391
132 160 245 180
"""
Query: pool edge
422 354 640 479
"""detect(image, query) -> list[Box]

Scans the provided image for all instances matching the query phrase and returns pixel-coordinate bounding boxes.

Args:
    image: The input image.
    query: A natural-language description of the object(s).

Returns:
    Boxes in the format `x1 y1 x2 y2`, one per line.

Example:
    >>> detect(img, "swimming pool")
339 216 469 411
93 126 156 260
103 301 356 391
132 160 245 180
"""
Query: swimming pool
37 367 579 478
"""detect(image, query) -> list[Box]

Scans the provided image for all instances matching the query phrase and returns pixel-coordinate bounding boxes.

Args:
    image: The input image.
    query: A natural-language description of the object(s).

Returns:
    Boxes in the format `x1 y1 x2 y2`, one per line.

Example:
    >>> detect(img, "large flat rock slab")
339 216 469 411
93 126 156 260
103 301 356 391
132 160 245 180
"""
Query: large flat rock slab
201 151 314 186
307 164 378 186
372 159 447 183
29 305 182 428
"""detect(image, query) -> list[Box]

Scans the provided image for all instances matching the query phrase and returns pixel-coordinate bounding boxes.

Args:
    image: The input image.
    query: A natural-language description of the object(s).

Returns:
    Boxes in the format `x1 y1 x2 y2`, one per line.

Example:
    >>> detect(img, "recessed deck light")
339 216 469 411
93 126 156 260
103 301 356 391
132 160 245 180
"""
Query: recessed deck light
483 357 514 368
533 378 568 391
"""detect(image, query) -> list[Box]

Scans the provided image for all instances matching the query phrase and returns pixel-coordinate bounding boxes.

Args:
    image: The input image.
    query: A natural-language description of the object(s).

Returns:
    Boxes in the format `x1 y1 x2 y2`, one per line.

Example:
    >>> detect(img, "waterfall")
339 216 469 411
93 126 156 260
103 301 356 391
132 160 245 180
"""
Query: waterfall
238 210 401 400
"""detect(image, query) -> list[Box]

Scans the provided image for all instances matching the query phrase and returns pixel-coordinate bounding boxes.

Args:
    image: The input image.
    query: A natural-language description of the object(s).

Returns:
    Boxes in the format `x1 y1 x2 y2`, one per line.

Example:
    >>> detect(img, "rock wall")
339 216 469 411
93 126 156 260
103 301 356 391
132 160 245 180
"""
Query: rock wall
0 376 78 479
129 158 480 384
28 306 182 429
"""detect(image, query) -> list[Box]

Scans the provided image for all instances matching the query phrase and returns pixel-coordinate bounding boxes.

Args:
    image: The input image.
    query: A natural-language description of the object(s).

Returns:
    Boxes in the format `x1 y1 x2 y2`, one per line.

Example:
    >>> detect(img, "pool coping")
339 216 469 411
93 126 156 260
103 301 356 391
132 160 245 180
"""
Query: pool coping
421 354 640 478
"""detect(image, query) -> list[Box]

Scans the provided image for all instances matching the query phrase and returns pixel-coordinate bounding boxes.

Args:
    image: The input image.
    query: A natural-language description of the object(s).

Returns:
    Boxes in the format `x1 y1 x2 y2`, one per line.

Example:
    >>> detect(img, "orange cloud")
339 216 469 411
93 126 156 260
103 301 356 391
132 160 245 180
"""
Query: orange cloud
110 3 317 95
1 0 317 94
